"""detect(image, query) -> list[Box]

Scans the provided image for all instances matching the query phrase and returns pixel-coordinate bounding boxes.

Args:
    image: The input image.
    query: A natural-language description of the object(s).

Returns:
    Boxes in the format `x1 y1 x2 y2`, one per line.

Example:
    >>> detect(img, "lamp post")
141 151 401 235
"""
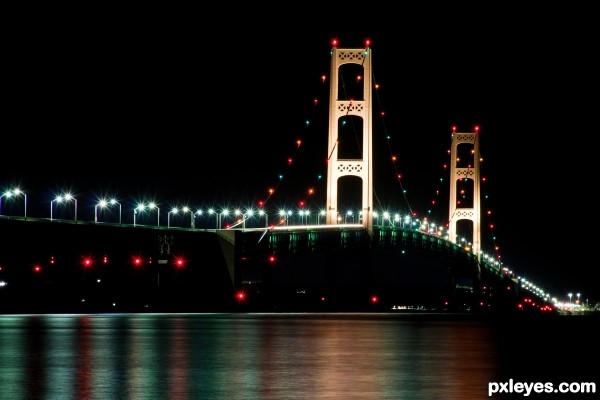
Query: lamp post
23 190 28 218
382 211 390 227
50 197 58 221
148 202 160 226
305 210 311 225
0 190 5 215
133 204 145 227
168 207 178 228
50 193 77 221
393 213 401 227
345 210 353 224
234 209 242 229
318 210 326 225
245 209 255 229
195 209 203 228
95 200 106 223
66 194 78 221
182 206 195 228
403 215 411 229
219 209 229 229
259 209 268 227
114 199 122 224
95 198 121 224
208 208 217 228
278 210 286 226
1 188 27 217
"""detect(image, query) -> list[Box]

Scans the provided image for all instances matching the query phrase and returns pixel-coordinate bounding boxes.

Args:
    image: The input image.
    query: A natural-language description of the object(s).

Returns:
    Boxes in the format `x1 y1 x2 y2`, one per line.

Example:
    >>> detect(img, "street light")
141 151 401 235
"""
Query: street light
50 193 77 221
345 210 353 224
95 200 106 223
0 188 27 217
219 209 230 229
133 204 145 227
278 209 287 226
148 202 160 226
382 211 391 227
234 209 243 229
182 206 195 228
95 198 121 224
257 209 268 227
113 199 122 224
133 202 159 226
393 213 401 227
195 209 204 228
301 209 311 225
245 209 255 229
208 208 217 228
168 207 179 228
403 215 411 229
318 210 326 225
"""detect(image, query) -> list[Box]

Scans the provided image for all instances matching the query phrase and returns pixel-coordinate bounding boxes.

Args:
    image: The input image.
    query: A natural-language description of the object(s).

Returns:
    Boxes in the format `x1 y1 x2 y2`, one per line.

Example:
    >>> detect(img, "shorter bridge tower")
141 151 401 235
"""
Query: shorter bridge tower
448 127 481 260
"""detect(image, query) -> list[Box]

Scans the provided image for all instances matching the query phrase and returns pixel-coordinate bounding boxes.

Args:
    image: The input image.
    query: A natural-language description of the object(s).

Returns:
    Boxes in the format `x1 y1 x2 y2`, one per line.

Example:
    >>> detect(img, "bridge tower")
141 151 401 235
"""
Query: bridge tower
325 43 374 235
448 127 481 259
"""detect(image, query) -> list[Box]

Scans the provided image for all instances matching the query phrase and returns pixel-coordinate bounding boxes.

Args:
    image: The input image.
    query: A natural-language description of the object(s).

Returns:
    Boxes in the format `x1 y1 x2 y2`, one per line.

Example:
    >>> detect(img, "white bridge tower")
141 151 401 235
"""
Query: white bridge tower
325 43 374 236
448 127 481 259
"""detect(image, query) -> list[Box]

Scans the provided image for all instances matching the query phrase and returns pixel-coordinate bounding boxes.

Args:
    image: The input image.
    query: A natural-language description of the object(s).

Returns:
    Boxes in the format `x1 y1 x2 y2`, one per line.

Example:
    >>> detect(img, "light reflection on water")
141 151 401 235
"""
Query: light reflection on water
0 313 595 400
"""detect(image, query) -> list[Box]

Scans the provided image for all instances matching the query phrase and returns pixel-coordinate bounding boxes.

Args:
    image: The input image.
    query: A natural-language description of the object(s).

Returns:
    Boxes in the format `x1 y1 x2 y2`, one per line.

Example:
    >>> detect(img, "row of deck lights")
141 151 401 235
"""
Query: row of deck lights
0 189 404 228
1 188 448 234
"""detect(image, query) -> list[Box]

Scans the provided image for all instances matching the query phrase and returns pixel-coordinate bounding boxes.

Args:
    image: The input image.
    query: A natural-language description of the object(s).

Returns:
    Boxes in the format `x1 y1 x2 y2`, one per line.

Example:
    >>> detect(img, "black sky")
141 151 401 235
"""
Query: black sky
3 5 599 302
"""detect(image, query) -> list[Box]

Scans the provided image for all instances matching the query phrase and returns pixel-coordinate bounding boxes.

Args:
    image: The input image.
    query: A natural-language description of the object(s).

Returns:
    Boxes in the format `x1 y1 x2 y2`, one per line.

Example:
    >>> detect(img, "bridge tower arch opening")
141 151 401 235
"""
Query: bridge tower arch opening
448 127 481 259
325 45 374 235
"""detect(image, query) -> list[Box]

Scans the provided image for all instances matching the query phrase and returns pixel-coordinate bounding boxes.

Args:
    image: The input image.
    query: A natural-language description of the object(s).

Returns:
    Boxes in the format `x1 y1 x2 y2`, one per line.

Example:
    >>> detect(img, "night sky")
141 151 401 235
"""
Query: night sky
3 5 599 302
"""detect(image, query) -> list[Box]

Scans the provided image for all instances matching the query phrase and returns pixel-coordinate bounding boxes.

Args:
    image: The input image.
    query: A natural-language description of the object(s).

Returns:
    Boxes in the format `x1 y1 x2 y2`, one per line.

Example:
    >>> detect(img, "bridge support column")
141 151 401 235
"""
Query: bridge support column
448 127 481 260
325 43 374 236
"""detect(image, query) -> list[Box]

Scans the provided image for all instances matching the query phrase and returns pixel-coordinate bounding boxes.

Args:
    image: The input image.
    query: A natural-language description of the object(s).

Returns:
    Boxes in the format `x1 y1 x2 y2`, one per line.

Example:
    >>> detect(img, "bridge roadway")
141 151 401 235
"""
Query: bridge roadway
0 216 525 313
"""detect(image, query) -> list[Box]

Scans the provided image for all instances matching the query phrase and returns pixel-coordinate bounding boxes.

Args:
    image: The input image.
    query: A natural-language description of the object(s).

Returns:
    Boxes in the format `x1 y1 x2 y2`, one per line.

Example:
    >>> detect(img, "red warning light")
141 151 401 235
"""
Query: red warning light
174 257 186 269
236 291 246 302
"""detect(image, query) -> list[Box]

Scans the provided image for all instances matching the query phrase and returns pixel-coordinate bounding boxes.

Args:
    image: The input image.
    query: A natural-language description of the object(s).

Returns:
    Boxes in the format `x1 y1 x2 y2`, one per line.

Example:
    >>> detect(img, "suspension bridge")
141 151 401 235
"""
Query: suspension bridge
0 42 557 313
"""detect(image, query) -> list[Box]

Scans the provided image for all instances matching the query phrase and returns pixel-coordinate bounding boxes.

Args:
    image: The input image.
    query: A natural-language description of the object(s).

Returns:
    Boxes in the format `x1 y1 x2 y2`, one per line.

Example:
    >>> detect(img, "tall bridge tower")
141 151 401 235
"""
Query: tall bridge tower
448 127 481 259
325 43 374 235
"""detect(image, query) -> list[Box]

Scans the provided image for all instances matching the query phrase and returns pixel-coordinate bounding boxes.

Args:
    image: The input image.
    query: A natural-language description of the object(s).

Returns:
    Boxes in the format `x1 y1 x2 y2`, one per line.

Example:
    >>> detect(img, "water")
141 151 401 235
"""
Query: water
0 313 597 400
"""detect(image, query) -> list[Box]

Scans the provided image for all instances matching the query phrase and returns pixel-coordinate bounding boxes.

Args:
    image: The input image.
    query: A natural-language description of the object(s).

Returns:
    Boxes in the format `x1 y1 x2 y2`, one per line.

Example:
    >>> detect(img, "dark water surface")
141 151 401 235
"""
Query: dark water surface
0 313 597 399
